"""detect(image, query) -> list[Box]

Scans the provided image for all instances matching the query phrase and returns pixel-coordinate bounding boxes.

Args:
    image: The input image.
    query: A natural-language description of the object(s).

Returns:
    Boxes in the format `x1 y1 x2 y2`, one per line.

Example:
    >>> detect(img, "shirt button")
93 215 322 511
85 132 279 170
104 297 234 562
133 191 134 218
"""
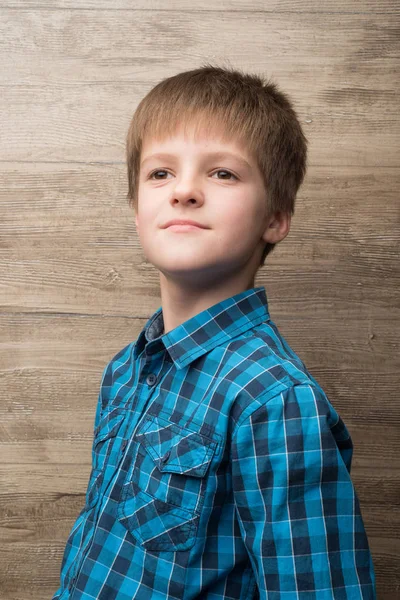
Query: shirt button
146 373 157 386
160 450 171 464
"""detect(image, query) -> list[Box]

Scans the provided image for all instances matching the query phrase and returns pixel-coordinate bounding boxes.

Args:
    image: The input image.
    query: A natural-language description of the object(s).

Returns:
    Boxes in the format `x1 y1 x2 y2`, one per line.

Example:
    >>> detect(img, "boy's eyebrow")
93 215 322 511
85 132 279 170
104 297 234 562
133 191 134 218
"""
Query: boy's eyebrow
140 151 253 171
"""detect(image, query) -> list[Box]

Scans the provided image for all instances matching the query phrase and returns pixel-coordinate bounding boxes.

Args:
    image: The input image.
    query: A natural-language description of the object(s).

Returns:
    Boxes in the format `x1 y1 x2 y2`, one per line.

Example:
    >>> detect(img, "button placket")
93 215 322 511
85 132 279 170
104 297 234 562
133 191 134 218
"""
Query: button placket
68 576 76 591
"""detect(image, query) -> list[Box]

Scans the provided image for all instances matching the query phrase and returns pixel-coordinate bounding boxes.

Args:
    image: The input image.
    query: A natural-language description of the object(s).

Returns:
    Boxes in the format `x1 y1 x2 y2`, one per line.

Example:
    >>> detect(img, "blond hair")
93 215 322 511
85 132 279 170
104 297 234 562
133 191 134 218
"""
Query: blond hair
126 63 308 265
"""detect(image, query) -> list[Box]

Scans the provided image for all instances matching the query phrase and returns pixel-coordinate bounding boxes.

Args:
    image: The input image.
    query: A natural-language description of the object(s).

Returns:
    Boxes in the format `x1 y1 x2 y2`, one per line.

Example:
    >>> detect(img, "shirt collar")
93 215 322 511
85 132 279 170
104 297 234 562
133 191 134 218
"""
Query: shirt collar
133 286 270 369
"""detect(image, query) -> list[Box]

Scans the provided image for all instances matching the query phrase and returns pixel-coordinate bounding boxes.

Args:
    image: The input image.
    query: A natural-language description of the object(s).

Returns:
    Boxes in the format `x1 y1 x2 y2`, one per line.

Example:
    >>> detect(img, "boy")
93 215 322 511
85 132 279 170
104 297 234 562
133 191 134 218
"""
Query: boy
53 64 376 599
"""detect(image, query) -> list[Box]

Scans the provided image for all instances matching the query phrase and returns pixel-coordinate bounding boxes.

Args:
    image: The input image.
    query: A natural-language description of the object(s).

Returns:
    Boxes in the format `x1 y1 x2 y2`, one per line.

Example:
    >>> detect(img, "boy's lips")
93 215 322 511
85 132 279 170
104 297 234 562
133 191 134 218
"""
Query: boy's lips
162 219 208 229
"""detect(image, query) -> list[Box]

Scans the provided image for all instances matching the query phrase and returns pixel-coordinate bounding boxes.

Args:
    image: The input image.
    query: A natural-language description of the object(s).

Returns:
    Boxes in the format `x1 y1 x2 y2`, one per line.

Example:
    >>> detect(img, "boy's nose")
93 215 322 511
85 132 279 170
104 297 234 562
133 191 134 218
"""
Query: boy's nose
170 181 204 206
172 195 201 206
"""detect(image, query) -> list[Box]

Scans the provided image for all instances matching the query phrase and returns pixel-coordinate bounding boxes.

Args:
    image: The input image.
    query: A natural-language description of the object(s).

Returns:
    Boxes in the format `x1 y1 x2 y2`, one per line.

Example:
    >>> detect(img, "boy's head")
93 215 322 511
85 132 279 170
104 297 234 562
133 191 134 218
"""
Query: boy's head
126 64 308 287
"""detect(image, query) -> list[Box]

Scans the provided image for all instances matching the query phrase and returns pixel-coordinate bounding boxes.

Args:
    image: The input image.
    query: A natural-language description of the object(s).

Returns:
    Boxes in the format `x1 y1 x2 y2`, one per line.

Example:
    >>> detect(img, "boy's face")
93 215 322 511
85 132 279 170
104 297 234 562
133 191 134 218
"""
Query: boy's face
135 123 284 288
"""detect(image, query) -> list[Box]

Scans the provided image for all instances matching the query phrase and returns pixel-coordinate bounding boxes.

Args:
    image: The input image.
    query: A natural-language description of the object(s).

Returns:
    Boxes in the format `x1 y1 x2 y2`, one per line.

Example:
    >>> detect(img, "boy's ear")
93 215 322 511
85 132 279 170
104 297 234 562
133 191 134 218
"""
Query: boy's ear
261 212 291 245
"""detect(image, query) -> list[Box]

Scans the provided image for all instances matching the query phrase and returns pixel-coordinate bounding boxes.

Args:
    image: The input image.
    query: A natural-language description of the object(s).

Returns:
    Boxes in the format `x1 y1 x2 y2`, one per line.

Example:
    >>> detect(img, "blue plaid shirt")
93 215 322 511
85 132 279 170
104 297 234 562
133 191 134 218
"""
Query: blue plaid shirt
53 286 376 599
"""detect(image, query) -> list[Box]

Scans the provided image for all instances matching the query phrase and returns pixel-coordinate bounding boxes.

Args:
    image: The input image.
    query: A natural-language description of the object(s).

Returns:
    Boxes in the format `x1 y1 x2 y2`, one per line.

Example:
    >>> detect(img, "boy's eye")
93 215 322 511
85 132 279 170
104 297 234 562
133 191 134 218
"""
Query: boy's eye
149 169 170 180
148 169 237 181
211 170 237 181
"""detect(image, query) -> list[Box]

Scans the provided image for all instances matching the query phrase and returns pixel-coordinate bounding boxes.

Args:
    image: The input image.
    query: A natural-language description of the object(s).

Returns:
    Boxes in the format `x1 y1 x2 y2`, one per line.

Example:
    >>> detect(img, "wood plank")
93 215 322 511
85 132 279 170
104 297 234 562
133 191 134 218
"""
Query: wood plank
5 1 400 12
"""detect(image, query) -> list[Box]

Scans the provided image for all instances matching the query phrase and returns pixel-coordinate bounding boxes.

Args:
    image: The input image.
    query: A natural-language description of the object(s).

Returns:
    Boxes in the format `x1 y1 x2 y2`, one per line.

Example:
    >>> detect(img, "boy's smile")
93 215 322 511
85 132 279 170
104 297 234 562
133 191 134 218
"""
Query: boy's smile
135 123 290 297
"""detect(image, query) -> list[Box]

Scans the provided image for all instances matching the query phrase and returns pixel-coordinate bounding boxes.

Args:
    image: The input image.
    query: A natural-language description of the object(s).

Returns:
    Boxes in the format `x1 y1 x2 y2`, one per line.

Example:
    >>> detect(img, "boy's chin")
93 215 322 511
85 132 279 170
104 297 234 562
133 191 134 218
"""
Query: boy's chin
148 255 216 274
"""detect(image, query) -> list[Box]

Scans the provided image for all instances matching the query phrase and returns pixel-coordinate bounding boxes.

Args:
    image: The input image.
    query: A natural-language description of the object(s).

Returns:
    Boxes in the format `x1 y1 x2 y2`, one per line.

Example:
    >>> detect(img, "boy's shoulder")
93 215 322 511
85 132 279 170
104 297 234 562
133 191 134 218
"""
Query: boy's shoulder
216 317 321 395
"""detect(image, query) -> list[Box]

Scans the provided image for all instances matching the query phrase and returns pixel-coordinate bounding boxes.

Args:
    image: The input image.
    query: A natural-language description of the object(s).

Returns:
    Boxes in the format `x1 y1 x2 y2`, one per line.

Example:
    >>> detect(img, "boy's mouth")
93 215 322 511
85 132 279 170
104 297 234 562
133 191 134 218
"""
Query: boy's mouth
165 224 207 232
162 219 208 229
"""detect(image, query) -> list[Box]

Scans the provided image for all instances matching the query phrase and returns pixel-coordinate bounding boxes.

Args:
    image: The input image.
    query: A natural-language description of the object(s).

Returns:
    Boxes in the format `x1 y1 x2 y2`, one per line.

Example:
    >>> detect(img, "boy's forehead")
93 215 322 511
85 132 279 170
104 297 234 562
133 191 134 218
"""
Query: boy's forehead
141 124 253 164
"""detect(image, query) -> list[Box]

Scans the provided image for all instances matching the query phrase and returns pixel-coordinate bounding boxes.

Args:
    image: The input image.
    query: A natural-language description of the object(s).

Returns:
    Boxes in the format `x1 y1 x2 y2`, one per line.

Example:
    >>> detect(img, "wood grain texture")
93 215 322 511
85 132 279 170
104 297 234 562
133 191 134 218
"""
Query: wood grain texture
5 1 400 11
1 1 399 598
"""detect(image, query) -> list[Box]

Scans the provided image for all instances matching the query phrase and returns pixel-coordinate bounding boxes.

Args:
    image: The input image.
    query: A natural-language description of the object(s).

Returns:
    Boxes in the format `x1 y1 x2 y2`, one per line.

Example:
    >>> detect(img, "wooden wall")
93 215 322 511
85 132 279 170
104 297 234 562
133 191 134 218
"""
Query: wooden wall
1 1 399 598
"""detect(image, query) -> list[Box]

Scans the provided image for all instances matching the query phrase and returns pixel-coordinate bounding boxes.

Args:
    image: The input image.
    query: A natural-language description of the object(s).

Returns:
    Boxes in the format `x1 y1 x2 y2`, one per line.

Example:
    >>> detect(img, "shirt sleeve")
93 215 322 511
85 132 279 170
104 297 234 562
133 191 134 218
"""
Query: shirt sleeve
231 383 377 599
93 361 112 430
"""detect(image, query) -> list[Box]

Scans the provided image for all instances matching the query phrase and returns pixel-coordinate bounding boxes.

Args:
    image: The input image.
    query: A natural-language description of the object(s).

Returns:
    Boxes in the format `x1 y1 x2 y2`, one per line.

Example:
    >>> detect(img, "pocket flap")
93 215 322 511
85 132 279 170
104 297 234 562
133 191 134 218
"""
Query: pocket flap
94 408 125 443
135 414 218 478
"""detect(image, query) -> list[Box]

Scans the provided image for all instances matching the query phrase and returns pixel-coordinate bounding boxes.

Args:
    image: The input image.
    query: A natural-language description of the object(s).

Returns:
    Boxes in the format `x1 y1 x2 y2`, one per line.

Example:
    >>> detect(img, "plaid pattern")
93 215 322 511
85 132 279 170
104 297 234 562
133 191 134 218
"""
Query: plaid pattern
52 286 376 599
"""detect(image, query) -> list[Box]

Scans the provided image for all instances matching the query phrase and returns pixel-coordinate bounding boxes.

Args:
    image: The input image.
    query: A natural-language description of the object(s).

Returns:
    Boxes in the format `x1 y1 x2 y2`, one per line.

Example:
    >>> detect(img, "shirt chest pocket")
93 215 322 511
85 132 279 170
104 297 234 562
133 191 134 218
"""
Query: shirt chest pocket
85 408 126 509
117 412 219 552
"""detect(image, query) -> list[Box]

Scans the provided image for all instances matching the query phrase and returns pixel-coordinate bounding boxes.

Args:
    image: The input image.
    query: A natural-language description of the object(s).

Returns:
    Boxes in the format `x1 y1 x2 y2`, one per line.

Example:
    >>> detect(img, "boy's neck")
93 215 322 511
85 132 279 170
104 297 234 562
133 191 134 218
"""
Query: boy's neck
158 271 257 335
